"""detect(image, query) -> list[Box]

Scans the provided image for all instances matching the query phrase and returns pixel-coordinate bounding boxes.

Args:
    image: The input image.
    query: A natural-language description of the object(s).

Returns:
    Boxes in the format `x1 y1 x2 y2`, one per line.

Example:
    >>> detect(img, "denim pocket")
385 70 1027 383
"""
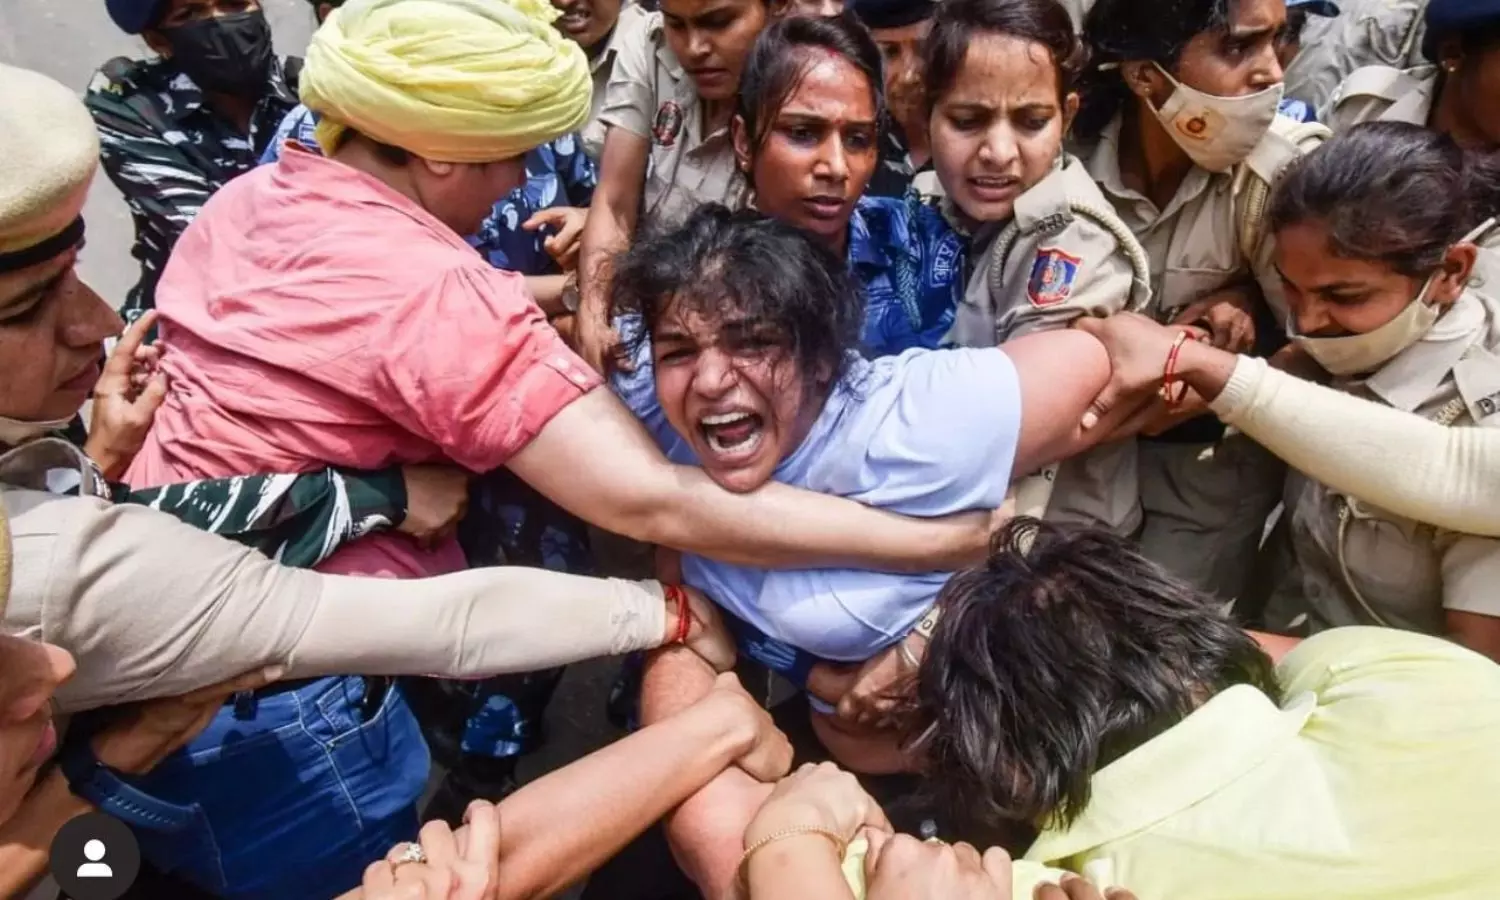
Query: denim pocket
305 679 431 829
129 676 422 899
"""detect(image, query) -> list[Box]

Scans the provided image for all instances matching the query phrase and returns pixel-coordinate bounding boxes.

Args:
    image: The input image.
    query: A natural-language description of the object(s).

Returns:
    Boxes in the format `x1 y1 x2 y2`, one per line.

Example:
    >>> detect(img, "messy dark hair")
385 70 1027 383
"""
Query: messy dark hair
735 12 888 175
1269 122 1500 278
608 204 862 393
911 518 1280 834
924 0 1086 112
1073 0 1234 141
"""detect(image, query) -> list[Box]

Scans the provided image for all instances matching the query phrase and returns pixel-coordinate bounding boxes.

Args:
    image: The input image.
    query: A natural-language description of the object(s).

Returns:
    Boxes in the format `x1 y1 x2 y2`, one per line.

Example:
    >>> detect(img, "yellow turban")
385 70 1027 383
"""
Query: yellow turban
0 64 99 260
300 0 592 163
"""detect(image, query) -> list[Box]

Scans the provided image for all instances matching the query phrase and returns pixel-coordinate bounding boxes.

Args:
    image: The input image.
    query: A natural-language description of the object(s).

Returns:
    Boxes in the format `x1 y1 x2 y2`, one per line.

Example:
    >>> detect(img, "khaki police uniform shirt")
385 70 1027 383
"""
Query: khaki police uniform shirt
949 155 1152 535
1284 0 1429 110
1075 114 1324 597
1077 114 1320 327
1323 64 1438 134
0 484 670 714
597 11 745 230
581 3 654 162
1270 279 1500 637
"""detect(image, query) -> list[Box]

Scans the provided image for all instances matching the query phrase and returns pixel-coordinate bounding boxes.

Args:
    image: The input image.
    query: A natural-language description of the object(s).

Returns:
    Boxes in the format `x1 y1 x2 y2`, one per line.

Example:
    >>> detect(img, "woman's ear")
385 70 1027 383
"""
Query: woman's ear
1436 37 1465 75
1120 60 1166 105
1061 91 1081 134
417 157 458 178
1433 242 1479 307
730 114 753 175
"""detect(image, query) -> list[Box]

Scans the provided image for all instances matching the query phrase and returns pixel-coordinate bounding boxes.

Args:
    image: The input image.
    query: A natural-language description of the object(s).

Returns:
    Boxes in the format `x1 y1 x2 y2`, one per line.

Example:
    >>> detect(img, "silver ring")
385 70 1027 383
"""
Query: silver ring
391 843 428 868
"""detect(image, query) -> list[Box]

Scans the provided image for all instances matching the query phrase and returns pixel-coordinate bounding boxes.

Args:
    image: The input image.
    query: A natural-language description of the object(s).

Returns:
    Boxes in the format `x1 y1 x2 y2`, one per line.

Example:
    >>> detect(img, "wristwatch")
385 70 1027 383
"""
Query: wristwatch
559 278 581 314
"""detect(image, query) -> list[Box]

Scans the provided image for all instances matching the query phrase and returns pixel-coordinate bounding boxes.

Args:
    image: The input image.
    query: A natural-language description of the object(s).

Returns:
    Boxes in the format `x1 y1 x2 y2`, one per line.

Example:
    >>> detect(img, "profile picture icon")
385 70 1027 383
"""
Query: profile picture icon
78 839 113 878
49 812 140 900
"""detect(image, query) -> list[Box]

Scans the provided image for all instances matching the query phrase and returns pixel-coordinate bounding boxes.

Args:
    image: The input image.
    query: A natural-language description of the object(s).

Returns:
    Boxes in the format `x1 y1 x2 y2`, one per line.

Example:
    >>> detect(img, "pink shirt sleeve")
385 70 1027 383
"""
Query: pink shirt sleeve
372 263 601 473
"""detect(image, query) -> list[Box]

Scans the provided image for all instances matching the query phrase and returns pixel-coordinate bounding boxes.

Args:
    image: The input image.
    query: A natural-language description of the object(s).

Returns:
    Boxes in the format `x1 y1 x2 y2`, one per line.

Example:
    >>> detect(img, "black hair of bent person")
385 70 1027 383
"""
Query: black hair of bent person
924 0 1086 113
908 517 1280 835
1269 122 1500 279
1072 0 1233 142
608 204 863 391
736 14 888 164
1424 18 1500 64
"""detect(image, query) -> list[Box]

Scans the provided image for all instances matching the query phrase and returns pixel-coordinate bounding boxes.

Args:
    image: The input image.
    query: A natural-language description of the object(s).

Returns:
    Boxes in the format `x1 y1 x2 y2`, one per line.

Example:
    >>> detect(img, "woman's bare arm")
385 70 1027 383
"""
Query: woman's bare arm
576 127 650 372
1001 330 1116 476
507 388 992 573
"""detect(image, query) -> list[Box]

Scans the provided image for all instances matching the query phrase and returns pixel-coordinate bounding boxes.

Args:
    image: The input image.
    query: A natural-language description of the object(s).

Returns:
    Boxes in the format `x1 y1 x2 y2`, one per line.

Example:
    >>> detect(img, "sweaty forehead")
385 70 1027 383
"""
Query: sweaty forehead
941 33 1059 107
776 55 878 121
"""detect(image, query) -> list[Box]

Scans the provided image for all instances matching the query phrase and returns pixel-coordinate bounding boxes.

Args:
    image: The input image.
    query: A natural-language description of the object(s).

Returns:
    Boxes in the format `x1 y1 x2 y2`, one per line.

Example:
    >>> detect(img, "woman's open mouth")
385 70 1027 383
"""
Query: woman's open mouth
967 174 1022 204
801 195 847 221
699 411 765 459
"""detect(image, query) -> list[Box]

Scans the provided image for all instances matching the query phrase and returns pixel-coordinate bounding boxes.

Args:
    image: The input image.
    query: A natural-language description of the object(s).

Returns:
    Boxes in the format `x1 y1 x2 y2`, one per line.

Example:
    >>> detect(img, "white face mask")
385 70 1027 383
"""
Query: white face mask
1291 274 1442 377
1149 64 1284 173
0 414 74 448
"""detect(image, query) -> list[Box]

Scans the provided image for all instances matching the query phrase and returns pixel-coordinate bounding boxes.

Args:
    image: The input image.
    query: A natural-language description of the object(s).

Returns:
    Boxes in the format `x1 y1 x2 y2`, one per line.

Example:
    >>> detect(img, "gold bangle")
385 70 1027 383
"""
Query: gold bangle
738 825 846 877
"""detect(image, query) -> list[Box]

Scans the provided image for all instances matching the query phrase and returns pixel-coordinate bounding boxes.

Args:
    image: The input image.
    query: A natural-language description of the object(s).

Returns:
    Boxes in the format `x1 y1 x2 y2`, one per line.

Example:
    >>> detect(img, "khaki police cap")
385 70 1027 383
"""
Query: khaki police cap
0 64 100 267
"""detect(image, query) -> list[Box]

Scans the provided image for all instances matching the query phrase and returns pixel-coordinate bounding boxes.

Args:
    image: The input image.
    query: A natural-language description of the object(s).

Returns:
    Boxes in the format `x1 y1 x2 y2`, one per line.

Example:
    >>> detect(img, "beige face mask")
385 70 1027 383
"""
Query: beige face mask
0 414 74 448
1291 273 1442 376
1149 65 1284 173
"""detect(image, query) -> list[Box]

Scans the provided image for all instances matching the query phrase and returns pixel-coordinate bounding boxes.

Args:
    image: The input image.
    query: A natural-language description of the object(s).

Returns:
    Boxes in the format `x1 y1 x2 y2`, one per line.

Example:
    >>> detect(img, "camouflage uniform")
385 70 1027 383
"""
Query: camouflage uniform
84 56 299 321
1 433 408 571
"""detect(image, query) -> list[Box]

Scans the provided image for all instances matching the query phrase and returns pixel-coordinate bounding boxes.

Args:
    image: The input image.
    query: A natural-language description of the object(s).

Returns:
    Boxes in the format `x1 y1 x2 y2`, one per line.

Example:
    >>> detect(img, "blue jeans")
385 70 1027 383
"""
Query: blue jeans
125 676 430 899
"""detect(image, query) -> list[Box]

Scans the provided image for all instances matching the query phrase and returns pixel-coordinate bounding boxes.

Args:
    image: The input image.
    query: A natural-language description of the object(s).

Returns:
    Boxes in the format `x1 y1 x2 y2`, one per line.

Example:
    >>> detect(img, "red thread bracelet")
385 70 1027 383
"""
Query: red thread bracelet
1161 331 1190 410
665 584 692 644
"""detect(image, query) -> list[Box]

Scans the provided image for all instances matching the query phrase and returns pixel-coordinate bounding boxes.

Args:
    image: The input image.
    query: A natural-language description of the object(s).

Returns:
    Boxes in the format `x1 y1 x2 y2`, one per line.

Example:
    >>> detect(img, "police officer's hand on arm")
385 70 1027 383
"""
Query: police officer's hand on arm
866 838 1139 900
396 464 471 550
740 763 893 900
351 672 791 900
351 801 502 900
88 665 286 774
1169 283 1259 353
864 833 1015 900
1073 313 1237 441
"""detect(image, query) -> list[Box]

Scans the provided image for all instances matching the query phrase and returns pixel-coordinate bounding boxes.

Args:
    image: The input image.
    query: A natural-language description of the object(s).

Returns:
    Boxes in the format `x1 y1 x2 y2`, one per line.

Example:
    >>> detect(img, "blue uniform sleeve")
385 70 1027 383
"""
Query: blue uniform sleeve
853 195 964 357
259 104 318 165
551 132 598 207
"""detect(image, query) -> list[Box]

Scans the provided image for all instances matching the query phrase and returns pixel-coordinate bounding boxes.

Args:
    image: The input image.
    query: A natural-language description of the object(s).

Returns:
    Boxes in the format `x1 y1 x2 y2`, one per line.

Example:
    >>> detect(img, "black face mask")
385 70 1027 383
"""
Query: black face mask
160 10 275 97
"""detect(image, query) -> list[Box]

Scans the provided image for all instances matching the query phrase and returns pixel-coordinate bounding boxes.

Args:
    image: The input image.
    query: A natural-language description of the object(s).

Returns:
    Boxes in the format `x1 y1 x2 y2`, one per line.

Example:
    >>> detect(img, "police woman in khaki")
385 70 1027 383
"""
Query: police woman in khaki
576 0 782 370
1252 124 1500 662
1323 0 1500 147
929 0 1152 537
1069 0 1326 599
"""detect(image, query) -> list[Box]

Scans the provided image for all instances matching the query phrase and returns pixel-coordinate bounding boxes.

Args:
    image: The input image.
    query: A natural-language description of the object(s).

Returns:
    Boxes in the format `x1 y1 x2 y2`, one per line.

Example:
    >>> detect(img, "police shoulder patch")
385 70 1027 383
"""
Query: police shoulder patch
1027 248 1082 307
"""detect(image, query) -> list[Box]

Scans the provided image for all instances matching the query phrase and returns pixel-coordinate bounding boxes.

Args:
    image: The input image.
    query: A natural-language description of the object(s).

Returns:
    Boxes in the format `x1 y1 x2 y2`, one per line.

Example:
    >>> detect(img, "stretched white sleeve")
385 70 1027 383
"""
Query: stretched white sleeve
1210 356 1500 537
